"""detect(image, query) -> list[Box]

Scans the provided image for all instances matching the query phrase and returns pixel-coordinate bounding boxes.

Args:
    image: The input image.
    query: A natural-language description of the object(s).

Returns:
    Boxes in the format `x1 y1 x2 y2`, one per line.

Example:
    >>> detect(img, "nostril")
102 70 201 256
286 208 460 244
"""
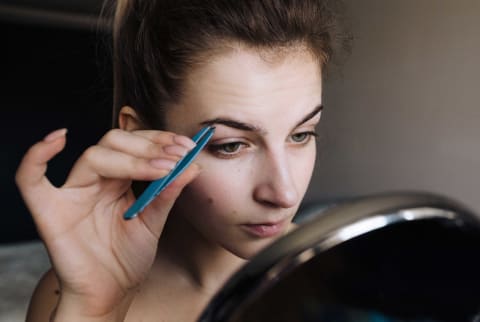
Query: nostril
259 199 281 209
253 184 298 209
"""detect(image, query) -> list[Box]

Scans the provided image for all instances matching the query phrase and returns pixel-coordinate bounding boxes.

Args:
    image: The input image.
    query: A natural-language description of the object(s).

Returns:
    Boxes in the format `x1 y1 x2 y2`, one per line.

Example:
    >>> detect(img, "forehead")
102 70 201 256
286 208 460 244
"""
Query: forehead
166 46 322 132
188 45 321 92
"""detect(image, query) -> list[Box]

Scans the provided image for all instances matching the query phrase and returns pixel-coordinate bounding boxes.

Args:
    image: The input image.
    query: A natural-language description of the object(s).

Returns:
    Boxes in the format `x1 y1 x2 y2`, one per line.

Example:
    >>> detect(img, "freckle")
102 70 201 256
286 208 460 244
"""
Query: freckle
208 198 214 204
54 289 60 295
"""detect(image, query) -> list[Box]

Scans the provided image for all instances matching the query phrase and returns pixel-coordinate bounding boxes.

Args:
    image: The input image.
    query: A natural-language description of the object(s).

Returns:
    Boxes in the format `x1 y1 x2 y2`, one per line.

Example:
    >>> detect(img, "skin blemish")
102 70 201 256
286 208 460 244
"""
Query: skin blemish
54 289 60 295
207 197 214 204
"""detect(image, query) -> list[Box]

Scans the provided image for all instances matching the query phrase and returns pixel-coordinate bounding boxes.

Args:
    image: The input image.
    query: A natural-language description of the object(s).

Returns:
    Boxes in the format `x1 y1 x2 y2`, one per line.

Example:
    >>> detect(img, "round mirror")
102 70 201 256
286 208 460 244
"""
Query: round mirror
199 193 480 322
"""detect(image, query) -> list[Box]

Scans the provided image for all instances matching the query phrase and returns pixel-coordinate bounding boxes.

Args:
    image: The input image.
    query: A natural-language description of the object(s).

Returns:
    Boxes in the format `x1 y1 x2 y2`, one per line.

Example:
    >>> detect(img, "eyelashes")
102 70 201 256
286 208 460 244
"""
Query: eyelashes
290 131 318 143
207 131 318 159
207 141 247 159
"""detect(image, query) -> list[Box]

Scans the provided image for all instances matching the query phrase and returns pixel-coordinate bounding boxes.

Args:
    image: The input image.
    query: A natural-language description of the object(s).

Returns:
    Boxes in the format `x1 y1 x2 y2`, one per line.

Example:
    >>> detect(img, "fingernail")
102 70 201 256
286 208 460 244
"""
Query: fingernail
163 145 189 157
173 135 196 150
149 159 177 170
44 128 68 142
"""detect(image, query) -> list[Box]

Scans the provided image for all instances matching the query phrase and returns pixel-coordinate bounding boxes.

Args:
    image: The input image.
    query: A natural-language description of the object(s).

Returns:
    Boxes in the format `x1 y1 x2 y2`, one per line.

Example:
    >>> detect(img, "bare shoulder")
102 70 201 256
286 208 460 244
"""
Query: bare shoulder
26 268 61 322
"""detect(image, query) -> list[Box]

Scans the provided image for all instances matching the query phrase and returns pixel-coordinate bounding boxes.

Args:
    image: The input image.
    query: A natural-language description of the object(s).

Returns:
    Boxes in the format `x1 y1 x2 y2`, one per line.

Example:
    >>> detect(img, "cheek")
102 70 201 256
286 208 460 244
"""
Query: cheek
179 161 252 221
294 145 317 191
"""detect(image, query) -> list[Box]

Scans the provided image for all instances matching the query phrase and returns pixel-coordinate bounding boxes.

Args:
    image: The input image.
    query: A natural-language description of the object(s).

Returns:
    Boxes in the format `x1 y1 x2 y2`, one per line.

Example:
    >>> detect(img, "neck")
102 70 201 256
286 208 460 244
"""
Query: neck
156 211 246 295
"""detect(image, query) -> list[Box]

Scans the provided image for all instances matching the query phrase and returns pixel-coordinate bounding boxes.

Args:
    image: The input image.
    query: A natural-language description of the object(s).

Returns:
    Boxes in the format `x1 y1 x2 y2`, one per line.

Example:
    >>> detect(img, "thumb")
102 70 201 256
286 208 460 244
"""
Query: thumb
137 163 202 238
15 128 67 205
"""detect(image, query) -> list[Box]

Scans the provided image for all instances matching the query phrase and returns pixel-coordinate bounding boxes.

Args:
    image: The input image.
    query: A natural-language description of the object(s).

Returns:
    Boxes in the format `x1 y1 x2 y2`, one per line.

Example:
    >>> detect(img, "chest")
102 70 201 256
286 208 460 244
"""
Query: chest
125 284 214 322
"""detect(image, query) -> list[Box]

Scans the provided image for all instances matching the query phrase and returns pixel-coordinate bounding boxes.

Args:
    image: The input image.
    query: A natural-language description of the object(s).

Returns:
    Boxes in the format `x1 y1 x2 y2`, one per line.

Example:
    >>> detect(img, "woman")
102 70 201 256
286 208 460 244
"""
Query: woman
15 0 349 321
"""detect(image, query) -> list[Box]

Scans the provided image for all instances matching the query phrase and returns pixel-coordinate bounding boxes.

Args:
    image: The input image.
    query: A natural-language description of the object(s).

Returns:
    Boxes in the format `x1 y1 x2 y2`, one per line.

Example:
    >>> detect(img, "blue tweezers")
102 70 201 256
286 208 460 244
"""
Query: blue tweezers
123 125 215 220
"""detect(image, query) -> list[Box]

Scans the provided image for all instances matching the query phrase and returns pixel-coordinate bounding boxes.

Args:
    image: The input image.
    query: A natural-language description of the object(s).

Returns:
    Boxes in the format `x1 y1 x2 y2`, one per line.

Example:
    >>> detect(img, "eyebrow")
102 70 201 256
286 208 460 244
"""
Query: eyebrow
200 118 261 132
199 104 323 132
295 104 323 127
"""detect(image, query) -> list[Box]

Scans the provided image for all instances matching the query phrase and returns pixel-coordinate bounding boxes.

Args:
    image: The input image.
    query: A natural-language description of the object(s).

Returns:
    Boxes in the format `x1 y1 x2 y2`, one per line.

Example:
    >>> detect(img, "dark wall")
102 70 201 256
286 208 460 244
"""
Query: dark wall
1 21 111 243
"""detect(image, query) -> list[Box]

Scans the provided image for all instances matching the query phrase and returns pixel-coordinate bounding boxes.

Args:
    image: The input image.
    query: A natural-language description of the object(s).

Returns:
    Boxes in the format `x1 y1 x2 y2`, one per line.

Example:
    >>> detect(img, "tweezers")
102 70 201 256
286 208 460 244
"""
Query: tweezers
123 125 216 220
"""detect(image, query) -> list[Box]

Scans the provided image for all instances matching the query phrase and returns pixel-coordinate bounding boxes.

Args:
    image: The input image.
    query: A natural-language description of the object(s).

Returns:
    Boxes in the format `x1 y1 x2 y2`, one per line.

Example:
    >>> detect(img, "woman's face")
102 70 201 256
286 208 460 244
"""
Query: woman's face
165 47 323 258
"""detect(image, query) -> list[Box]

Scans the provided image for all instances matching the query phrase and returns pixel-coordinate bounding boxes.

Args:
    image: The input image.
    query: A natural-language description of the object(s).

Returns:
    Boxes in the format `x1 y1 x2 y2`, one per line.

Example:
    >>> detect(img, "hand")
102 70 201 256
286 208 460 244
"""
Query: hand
16 128 199 319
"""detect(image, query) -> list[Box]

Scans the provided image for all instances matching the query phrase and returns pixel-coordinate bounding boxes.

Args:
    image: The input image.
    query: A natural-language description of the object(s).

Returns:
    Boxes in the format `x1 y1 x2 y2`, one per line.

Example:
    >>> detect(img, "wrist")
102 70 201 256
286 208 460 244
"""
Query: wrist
52 291 135 322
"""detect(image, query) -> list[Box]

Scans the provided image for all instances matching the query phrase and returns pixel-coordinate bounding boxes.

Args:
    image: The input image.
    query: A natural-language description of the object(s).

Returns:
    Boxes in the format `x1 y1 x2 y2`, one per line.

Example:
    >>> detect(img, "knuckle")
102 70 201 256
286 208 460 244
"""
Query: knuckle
103 128 123 142
146 142 163 157
82 145 99 163
14 145 41 186
129 157 146 173
131 159 152 179
14 169 31 190
152 131 174 143
25 142 42 158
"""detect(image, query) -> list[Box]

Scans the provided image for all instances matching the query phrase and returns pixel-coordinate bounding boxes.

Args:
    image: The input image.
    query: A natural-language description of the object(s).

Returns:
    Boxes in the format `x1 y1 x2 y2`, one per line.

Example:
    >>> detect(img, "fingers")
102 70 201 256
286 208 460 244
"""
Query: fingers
16 129 67 193
64 129 196 188
98 129 196 160
65 145 178 187
131 130 196 149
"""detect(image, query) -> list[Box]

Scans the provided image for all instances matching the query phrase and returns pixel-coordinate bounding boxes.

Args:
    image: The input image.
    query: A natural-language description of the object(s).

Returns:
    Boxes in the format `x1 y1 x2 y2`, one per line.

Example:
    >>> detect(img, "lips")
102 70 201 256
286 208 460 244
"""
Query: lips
240 219 289 238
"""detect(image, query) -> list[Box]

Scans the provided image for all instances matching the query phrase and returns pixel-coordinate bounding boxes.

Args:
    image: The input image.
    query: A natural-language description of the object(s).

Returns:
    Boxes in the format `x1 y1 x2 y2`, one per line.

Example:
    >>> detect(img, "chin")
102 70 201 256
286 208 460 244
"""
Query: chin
226 236 282 260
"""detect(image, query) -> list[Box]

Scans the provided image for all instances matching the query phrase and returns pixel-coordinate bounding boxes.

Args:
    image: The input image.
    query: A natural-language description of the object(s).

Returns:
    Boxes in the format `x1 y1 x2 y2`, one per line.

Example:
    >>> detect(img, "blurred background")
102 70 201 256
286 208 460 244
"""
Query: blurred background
1 0 480 244
1 0 112 243
308 0 480 215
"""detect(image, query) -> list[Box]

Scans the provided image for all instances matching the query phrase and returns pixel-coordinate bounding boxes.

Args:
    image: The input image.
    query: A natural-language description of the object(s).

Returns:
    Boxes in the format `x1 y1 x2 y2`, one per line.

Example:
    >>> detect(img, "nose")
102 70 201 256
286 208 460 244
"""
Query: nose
253 151 299 209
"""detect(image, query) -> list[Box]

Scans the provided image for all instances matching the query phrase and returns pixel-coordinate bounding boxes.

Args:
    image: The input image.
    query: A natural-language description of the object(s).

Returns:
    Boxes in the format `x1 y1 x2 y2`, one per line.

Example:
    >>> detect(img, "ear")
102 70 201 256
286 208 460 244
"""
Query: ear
119 106 143 131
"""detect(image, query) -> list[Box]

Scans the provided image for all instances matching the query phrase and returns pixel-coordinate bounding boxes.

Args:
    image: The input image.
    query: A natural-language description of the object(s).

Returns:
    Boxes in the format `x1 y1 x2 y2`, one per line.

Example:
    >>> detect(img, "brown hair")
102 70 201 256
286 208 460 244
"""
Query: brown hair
107 0 351 129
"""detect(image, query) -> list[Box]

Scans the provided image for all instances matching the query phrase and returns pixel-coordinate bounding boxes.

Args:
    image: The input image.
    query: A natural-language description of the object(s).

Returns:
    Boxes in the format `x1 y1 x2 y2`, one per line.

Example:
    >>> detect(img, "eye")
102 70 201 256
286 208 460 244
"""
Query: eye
220 142 243 153
208 141 248 158
290 131 318 144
